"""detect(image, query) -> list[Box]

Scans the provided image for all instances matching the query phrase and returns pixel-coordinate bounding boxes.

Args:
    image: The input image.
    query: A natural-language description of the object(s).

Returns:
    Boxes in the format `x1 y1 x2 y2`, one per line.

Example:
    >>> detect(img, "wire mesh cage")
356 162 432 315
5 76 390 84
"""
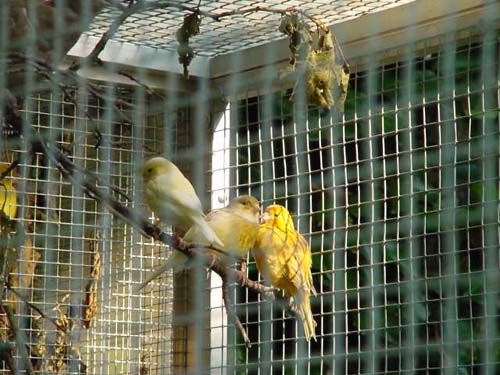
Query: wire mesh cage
0 1 499 375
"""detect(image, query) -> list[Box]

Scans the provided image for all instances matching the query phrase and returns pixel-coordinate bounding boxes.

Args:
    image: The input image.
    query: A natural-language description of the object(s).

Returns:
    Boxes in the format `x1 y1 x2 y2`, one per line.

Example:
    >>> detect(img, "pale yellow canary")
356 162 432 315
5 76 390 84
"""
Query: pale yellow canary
0 163 17 220
252 204 317 341
137 195 260 290
142 157 223 247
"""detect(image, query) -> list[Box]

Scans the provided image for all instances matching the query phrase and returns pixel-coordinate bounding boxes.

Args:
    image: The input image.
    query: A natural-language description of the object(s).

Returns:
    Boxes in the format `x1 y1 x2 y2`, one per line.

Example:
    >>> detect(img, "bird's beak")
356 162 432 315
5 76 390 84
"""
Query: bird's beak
260 211 270 224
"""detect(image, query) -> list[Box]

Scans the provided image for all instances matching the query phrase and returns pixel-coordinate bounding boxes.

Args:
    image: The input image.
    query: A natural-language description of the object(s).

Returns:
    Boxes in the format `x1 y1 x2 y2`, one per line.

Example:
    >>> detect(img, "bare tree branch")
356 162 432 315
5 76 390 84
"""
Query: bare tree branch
3 52 134 124
222 279 251 348
27 125 275 303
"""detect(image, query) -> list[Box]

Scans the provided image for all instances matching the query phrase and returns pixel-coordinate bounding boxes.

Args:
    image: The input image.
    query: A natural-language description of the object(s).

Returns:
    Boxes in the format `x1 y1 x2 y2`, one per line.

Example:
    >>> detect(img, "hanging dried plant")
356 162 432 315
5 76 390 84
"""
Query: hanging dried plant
176 11 202 79
279 12 350 111
81 239 102 329
279 12 311 66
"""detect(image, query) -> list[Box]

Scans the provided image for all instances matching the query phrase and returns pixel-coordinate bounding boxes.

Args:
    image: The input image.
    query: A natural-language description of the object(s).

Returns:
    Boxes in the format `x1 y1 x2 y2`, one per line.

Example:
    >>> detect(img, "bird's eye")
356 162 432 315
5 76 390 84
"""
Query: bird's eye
147 168 153 173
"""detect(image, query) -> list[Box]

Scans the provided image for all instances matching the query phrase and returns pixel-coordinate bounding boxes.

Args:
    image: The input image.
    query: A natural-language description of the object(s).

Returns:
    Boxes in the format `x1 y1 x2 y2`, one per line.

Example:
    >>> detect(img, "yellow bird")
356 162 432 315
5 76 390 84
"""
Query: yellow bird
252 204 317 341
0 163 17 220
142 157 223 247
137 195 260 291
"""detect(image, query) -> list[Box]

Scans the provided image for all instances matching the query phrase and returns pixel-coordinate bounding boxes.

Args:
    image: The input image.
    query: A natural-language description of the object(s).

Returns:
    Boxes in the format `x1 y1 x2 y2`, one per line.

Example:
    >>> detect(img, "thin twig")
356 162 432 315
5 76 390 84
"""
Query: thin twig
332 33 348 67
4 52 135 124
294 8 330 33
0 160 18 180
3 304 35 375
212 6 329 32
70 7 131 69
116 70 164 99
72 0 220 70
222 278 251 348
5 284 67 333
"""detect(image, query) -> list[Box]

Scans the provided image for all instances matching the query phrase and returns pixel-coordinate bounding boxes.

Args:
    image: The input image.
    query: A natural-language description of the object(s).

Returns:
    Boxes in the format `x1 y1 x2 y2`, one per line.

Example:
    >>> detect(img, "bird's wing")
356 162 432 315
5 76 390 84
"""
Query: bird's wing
293 233 316 295
271 225 315 294
204 206 226 221
184 208 242 251
151 172 204 217
0 177 17 220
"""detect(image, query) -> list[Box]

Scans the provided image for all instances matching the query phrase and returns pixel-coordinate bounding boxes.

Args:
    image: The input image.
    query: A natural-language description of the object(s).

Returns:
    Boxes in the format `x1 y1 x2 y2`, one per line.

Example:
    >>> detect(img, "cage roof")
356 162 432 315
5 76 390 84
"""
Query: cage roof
86 0 416 57
69 0 496 86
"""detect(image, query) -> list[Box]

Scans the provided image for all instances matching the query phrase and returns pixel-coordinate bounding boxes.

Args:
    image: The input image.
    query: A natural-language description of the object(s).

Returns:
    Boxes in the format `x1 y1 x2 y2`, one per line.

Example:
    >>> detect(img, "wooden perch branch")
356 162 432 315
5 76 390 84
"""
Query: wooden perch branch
28 126 275 301
24 124 275 344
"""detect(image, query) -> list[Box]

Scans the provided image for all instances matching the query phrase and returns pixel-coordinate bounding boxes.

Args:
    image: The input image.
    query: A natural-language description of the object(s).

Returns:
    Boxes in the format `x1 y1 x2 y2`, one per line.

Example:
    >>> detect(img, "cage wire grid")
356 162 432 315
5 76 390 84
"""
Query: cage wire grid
87 0 416 57
2 89 179 373
0 0 499 375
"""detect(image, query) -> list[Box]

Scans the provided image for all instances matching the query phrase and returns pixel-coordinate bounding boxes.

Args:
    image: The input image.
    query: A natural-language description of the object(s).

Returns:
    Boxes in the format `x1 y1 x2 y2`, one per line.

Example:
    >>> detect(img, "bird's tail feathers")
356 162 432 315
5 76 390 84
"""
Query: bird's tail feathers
135 251 188 292
193 217 224 248
292 290 317 342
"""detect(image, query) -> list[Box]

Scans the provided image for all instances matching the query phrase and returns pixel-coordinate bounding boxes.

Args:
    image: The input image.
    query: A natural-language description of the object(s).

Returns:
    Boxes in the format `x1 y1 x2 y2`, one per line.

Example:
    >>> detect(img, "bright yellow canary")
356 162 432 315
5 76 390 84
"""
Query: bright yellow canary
137 195 260 290
0 163 17 220
142 157 223 247
252 204 317 341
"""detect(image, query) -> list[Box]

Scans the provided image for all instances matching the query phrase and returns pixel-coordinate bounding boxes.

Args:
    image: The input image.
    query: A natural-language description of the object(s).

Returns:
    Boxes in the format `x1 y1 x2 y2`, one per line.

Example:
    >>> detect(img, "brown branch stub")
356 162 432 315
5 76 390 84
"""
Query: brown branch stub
222 279 251 348
0 160 18 181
